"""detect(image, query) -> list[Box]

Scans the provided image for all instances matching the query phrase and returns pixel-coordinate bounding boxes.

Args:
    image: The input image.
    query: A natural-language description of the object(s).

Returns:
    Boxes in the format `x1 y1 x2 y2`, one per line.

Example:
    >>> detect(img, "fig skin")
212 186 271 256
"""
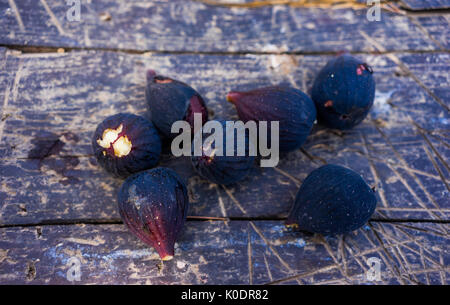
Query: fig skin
118 167 189 261
145 70 208 138
227 86 316 152
286 164 377 234
311 54 375 130
191 120 255 185
92 113 161 178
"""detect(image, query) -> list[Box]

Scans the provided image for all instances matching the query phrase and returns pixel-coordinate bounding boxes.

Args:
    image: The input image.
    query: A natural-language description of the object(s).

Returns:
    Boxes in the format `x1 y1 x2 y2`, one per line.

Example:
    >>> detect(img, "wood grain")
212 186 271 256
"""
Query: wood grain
0 1 448 285
399 0 450 11
0 0 442 53
0 221 448 284
0 48 448 225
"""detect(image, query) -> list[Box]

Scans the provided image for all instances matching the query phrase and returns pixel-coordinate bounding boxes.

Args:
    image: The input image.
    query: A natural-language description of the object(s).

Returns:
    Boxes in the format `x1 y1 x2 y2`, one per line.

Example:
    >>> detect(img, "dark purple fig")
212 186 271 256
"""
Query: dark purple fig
286 164 377 234
226 86 316 152
191 120 255 185
92 113 161 178
118 167 189 261
145 70 208 138
311 54 375 129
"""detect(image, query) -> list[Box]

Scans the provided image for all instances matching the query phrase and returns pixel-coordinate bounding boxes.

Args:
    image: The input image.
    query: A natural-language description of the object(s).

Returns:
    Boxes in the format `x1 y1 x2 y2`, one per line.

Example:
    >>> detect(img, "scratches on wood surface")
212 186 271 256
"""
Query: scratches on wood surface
215 185 228 218
247 224 253 284
0 0 443 53
0 49 448 225
249 221 302 284
7 0 24 32
273 167 302 187
0 57 23 152
372 123 446 221
0 86 11 145
422 144 450 193
399 0 450 11
221 185 248 215
407 16 445 51
0 1 448 284
414 123 450 174
196 0 370 8
368 224 408 284
359 30 449 112
359 132 388 211
318 235 352 284
39 0 66 36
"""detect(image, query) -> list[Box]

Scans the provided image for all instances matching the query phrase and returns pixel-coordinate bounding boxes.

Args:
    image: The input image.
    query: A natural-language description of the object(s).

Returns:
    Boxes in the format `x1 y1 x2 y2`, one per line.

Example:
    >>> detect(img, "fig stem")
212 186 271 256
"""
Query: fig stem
226 92 240 104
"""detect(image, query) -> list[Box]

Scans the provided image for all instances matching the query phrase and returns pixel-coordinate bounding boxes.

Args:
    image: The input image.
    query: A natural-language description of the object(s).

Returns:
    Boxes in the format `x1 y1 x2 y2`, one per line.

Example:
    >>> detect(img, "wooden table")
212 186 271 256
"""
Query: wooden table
0 0 448 285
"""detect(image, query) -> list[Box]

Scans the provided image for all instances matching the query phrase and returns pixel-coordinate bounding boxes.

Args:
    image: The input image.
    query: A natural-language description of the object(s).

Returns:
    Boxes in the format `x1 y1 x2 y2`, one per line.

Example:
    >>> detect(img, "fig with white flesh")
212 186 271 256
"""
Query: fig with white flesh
92 113 161 178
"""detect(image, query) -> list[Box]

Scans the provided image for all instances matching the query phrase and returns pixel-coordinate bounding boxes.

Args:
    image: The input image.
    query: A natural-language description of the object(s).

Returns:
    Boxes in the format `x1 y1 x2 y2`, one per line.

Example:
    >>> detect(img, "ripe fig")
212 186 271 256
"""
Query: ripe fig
286 164 377 234
118 167 189 261
92 113 161 178
191 120 255 185
145 70 208 138
311 54 375 129
226 86 316 152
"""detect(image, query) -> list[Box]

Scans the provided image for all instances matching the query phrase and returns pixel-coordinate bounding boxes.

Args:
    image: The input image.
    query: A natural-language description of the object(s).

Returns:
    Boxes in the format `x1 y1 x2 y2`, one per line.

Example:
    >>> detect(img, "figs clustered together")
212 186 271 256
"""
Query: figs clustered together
91 55 378 261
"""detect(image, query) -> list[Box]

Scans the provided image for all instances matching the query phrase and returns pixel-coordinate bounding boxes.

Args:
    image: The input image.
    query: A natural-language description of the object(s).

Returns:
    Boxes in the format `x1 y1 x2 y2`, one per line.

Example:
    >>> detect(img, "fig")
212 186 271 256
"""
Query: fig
118 167 189 261
145 70 208 138
191 120 255 185
311 54 375 129
286 164 377 234
92 113 161 178
226 86 316 152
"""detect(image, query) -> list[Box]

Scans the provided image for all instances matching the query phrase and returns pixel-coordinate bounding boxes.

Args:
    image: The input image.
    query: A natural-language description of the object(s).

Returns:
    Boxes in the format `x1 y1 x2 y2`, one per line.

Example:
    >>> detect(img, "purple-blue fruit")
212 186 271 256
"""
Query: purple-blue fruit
118 167 189 261
286 164 377 234
92 113 161 178
227 86 316 152
311 54 375 129
191 120 255 185
145 70 208 138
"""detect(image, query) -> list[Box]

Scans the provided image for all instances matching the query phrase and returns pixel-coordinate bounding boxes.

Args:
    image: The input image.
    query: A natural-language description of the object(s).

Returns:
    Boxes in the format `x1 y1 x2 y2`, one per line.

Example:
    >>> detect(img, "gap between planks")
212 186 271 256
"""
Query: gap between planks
0 217 448 229
0 44 449 58
195 0 450 15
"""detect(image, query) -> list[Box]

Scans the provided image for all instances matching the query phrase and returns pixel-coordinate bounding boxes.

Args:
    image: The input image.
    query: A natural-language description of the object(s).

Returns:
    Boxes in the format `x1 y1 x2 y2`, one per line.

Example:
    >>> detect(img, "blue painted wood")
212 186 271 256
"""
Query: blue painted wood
400 0 450 10
0 0 442 52
413 15 449 50
0 221 448 284
0 1 448 285
0 49 448 225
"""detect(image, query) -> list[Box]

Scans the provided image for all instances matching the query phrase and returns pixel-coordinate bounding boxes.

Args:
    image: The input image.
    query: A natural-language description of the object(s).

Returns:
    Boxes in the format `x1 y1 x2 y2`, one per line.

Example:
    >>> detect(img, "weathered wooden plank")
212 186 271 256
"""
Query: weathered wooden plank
0 221 448 284
1 50 448 156
0 0 441 52
2 133 448 225
411 15 449 50
398 52 449 104
0 156 123 224
302 131 450 221
399 0 450 10
0 49 448 224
